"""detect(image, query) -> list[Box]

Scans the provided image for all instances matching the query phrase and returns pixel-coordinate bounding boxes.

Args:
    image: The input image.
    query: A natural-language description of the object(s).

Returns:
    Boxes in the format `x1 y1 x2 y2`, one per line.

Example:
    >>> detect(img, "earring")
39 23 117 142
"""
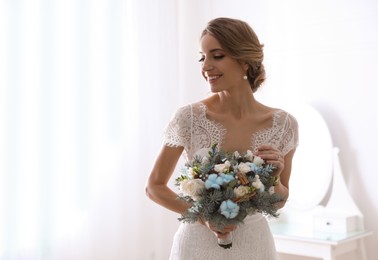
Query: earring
243 75 248 80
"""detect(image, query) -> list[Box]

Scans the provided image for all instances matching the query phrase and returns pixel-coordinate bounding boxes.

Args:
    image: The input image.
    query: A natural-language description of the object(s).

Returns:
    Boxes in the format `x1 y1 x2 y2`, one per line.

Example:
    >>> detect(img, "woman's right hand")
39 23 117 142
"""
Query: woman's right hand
203 221 237 239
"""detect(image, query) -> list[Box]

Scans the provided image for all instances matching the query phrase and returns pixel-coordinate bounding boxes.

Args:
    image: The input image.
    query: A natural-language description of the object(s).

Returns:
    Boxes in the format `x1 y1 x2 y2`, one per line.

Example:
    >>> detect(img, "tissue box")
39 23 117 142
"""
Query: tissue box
313 212 358 234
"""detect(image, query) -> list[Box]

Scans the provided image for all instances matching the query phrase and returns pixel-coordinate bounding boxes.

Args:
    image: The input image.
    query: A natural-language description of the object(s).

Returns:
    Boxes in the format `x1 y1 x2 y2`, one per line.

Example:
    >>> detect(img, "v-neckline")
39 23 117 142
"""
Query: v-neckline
197 102 282 152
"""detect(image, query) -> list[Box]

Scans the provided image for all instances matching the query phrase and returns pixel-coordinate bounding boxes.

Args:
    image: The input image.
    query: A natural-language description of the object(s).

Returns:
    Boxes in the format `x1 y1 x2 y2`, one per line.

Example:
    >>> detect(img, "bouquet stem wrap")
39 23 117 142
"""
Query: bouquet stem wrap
218 232 233 249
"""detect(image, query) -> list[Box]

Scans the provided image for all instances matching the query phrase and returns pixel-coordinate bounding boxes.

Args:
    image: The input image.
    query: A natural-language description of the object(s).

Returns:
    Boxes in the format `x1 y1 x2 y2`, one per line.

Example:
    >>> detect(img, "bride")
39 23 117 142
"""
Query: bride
145 17 298 260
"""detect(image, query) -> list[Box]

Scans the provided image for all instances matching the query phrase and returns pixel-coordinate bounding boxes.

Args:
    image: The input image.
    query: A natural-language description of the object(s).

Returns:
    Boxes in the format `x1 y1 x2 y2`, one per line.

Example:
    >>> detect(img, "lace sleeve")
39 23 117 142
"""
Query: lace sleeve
163 105 192 150
280 112 299 155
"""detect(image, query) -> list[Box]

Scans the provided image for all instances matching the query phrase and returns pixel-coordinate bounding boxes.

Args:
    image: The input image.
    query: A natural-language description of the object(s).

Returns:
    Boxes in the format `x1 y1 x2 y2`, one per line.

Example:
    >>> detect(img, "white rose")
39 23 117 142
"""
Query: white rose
245 150 254 161
180 179 206 201
238 162 251 174
252 175 264 191
214 160 231 173
253 156 265 166
233 151 240 159
233 186 250 198
268 186 275 195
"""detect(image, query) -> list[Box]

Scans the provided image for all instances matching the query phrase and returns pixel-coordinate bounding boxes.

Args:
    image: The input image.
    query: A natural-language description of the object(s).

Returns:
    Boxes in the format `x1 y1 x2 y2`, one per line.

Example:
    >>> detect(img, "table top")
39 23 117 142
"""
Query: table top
269 222 372 245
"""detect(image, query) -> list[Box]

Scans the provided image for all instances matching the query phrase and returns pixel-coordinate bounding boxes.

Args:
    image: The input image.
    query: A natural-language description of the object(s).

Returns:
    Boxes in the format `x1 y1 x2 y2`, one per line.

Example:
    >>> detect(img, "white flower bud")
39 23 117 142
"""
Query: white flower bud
252 175 264 191
214 160 231 173
253 156 265 166
238 162 251 174
233 186 250 198
245 150 253 161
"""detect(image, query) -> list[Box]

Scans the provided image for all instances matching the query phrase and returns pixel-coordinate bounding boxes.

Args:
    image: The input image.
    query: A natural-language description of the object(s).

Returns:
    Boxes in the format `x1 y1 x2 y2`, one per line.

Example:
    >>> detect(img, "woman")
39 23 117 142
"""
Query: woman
145 17 298 260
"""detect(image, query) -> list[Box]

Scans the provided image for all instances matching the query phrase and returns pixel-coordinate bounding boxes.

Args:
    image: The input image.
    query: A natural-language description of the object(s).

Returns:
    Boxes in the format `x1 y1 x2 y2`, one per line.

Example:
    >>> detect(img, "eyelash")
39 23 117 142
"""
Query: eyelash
198 55 225 63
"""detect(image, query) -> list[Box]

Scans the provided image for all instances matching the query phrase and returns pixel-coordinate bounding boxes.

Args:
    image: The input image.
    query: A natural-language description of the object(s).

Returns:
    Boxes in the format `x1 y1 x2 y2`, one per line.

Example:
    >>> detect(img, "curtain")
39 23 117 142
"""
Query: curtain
0 0 179 259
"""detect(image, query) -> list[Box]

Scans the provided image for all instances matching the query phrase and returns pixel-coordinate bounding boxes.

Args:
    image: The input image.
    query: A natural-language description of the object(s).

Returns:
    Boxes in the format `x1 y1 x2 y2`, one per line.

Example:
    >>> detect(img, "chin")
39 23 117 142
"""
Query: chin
209 85 222 93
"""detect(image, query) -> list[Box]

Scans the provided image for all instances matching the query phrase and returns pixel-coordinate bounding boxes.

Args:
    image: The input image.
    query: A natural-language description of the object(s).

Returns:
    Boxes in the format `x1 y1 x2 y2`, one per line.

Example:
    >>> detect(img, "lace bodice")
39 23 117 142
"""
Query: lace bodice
164 102 298 161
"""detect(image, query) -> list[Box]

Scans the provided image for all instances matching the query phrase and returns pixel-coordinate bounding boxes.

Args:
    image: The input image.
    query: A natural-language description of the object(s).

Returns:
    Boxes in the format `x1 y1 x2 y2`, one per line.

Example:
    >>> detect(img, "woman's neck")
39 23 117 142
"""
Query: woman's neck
215 89 259 119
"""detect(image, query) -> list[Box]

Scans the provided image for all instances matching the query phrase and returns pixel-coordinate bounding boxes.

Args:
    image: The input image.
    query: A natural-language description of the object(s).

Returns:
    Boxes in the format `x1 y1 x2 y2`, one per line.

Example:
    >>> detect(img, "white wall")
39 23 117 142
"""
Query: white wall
167 0 378 259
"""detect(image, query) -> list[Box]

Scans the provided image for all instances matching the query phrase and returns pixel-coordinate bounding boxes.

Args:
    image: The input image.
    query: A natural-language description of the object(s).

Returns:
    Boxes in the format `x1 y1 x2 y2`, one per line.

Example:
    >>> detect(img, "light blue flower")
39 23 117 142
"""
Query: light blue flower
219 199 240 219
250 163 261 173
205 173 224 189
220 173 235 183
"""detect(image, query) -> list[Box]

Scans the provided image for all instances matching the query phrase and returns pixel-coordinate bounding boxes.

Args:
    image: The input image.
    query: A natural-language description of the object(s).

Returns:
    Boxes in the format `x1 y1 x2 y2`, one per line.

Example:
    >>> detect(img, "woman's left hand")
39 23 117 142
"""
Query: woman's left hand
255 145 284 177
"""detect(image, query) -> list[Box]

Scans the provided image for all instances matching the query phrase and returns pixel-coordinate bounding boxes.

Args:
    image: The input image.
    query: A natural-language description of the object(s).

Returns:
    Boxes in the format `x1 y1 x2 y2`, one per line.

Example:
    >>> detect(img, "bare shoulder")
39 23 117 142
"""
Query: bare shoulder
254 102 281 119
256 101 277 112
198 95 219 111
258 102 297 121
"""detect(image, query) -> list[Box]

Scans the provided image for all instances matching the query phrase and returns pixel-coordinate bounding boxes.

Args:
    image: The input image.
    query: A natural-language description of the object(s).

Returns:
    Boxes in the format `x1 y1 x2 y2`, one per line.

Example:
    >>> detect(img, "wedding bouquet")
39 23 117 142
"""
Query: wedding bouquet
175 144 284 249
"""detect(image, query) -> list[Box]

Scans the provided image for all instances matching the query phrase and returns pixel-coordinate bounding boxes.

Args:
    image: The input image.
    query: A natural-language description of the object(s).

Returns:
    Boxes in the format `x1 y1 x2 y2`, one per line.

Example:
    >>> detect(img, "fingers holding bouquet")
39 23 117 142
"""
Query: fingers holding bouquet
206 222 237 239
255 145 284 177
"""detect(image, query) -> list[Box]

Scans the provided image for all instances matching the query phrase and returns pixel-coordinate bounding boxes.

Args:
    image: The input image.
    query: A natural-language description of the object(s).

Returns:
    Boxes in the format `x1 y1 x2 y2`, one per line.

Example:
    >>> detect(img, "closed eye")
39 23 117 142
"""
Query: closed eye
198 54 224 63
214 55 224 60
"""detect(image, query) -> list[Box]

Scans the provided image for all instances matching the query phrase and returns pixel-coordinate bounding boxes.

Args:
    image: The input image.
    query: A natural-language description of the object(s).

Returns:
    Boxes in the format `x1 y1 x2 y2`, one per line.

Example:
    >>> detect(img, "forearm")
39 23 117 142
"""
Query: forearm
146 145 189 214
145 181 191 214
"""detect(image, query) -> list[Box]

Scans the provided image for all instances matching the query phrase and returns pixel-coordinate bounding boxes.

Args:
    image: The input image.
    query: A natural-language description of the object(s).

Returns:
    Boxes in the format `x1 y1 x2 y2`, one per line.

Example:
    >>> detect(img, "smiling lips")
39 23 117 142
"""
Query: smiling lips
207 74 222 83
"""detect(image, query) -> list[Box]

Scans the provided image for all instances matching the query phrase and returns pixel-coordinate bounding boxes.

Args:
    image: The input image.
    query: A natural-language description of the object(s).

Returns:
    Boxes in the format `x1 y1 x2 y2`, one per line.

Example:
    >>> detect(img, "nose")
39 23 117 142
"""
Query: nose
202 58 214 72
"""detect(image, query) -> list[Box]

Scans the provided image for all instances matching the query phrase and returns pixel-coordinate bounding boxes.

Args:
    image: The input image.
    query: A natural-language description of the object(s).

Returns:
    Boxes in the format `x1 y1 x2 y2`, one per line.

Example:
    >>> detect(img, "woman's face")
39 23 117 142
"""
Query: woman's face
199 34 246 93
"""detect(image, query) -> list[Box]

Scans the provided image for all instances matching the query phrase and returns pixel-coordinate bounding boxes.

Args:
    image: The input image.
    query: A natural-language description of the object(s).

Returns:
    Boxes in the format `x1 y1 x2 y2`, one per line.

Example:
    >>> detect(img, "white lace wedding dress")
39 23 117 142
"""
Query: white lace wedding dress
164 102 298 260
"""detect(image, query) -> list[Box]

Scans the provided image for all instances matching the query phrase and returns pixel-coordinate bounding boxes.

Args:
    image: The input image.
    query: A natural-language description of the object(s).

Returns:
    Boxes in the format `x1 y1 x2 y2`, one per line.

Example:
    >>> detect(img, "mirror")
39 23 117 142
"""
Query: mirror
284 103 334 210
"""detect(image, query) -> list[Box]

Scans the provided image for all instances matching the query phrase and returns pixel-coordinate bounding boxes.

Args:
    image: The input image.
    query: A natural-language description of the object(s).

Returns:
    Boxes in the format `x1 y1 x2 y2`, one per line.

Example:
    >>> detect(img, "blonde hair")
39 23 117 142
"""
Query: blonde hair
201 17 265 92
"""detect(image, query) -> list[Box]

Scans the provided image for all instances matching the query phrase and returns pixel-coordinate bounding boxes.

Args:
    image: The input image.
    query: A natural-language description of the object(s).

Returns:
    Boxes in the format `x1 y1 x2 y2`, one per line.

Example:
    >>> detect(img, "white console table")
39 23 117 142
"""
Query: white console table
270 222 372 260
270 106 372 260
